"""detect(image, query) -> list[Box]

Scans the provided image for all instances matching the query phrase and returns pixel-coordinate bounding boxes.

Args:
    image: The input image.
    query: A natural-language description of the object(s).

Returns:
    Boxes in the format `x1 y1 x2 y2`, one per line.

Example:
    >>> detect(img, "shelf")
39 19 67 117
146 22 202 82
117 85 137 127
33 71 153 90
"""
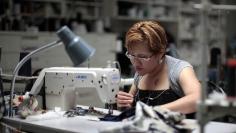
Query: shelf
180 8 199 15
82 15 99 21
113 16 145 21
156 17 178 23
113 16 177 23
118 0 177 7
22 0 102 6
151 2 178 7
117 0 147 4
67 1 102 7
179 37 196 41
180 7 221 16
22 0 62 2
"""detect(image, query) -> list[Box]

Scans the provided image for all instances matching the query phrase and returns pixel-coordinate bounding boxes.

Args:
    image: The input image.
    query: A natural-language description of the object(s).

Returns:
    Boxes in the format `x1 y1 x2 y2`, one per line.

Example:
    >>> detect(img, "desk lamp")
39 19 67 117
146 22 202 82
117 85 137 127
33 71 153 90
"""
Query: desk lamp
9 26 95 117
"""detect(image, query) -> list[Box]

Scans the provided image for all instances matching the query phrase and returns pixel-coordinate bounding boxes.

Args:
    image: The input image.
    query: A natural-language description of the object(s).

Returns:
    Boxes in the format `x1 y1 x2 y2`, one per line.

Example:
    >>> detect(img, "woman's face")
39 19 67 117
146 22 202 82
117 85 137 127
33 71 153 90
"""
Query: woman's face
126 43 162 76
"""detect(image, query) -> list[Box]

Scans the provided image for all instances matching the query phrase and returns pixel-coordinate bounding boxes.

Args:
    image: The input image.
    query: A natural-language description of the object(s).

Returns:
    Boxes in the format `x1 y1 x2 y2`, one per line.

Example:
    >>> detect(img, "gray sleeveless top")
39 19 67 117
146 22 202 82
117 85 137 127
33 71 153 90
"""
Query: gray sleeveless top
134 55 192 97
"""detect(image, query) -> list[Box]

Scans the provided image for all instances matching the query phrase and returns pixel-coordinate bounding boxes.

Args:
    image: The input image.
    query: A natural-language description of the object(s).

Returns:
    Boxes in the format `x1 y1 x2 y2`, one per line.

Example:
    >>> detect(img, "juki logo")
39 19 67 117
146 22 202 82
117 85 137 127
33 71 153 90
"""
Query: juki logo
76 75 87 79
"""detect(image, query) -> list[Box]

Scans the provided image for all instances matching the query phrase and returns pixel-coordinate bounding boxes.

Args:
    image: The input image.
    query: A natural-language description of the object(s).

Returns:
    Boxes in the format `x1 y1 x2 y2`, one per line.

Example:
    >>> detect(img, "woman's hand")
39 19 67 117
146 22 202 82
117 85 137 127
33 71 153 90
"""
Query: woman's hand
116 91 134 108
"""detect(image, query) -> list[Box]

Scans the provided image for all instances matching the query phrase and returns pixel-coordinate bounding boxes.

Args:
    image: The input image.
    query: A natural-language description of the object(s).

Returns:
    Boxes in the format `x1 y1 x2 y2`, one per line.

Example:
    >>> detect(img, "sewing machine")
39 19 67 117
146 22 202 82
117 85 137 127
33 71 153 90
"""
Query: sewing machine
30 67 121 112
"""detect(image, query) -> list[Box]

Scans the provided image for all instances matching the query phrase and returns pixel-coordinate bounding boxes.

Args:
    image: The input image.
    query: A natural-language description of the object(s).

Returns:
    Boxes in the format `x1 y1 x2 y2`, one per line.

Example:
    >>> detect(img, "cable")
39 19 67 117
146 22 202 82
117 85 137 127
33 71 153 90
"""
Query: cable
208 81 226 95
1 73 38 80
199 80 226 95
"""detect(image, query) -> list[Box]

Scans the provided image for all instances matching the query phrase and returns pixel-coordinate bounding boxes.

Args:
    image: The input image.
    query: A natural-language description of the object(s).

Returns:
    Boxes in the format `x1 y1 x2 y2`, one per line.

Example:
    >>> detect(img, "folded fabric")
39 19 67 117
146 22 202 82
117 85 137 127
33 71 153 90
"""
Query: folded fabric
101 102 195 133
17 96 45 119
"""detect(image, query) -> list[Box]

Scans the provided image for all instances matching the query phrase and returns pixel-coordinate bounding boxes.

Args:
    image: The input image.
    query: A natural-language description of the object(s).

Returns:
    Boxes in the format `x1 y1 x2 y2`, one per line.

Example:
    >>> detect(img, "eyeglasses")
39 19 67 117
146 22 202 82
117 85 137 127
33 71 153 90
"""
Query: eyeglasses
125 51 154 62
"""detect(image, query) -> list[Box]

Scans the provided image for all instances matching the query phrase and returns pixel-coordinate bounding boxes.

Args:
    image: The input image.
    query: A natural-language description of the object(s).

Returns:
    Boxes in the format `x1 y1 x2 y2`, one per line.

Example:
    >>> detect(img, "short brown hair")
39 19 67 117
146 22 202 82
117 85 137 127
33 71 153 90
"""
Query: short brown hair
125 20 167 54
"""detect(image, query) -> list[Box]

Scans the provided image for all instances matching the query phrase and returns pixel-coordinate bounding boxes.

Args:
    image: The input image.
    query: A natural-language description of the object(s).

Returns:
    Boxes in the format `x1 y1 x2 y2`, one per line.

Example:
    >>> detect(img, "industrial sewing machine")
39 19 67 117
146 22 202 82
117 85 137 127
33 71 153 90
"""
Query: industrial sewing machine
30 67 122 113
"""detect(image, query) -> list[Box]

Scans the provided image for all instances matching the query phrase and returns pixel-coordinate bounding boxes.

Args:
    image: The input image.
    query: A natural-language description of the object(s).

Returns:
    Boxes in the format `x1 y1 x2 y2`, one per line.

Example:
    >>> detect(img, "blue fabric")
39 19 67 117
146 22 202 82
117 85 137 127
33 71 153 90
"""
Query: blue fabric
100 108 135 121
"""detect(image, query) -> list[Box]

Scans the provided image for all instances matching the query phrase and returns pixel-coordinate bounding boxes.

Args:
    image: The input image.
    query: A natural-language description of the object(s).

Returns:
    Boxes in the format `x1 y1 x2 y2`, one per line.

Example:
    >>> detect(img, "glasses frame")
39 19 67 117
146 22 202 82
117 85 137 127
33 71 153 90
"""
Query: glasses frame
125 51 154 62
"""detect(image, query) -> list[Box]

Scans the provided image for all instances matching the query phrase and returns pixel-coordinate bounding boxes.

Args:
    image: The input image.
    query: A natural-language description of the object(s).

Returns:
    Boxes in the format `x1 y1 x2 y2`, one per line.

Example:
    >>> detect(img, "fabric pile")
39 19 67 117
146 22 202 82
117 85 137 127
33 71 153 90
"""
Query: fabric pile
101 102 195 133
17 96 45 119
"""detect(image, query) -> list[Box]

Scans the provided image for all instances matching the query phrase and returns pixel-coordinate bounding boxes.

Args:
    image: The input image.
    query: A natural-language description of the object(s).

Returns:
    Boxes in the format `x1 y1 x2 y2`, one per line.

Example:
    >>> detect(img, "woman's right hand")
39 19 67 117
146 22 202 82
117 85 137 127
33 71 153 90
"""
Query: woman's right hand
116 91 134 108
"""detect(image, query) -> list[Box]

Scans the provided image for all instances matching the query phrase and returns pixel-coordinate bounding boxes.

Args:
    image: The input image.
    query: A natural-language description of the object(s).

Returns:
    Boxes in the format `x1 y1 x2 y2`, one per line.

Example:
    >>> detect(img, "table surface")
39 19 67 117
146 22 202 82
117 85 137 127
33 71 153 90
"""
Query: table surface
2 106 236 133
3 115 128 133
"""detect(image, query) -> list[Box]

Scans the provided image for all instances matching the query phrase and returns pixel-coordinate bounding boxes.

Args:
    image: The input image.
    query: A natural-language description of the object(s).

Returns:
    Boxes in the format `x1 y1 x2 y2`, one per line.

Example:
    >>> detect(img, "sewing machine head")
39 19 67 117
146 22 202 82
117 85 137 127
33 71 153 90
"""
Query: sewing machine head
43 67 120 111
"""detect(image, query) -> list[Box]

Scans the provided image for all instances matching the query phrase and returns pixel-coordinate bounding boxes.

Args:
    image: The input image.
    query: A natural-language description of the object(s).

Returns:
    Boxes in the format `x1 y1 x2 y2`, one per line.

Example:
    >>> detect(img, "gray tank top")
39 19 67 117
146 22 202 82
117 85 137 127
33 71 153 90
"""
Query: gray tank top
134 55 193 97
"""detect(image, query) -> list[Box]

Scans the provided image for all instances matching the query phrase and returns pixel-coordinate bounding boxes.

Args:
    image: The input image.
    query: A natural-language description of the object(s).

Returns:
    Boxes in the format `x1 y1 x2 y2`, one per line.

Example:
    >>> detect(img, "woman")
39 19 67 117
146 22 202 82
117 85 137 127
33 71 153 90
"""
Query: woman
117 20 201 116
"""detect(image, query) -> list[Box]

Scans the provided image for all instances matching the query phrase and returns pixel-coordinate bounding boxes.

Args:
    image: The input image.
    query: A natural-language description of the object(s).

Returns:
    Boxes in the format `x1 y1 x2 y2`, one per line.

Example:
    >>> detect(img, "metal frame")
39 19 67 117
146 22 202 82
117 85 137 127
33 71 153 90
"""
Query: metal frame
195 1 236 133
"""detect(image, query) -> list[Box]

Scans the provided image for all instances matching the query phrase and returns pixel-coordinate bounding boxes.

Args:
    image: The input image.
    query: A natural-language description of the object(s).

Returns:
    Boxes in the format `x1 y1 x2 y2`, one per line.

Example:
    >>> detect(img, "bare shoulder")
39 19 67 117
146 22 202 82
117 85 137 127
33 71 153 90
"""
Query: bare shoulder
179 67 201 93
179 67 196 80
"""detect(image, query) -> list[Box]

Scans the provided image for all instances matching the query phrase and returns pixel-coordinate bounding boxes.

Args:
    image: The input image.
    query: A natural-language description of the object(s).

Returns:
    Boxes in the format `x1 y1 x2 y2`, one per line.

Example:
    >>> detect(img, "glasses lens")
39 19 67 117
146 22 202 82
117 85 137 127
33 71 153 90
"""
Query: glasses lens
126 52 153 62
125 52 152 62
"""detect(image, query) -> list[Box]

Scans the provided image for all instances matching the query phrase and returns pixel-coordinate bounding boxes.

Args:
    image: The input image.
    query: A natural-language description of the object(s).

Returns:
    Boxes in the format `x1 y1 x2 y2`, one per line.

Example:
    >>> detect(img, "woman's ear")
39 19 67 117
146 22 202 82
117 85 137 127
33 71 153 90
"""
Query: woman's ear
158 53 165 64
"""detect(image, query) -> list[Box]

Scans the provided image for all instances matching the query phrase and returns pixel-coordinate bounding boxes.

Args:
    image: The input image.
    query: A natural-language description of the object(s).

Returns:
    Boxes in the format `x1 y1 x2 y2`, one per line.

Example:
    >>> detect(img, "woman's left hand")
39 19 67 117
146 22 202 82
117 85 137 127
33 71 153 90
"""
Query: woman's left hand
116 91 134 108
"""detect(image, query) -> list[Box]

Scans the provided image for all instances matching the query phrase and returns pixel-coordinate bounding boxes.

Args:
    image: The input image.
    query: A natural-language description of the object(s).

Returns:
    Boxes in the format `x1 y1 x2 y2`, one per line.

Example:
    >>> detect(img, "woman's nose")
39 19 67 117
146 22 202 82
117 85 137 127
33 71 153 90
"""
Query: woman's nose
131 57 142 65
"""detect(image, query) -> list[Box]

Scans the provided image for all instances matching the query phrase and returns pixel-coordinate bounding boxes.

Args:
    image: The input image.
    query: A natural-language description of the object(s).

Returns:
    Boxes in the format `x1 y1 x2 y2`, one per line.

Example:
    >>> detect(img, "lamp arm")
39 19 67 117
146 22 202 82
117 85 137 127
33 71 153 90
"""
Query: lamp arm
9 40 62 117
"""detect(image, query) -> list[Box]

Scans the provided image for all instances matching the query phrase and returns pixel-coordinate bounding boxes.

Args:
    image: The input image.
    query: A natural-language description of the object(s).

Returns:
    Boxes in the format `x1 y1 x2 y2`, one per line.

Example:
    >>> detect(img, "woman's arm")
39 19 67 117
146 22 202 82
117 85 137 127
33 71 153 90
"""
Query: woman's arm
159 67 201 114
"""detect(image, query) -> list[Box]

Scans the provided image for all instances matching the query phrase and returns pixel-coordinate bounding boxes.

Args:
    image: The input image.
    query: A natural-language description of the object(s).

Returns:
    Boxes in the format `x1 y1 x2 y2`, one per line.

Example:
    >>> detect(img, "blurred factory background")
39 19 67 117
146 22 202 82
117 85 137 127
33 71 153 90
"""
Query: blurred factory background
0 0 236 98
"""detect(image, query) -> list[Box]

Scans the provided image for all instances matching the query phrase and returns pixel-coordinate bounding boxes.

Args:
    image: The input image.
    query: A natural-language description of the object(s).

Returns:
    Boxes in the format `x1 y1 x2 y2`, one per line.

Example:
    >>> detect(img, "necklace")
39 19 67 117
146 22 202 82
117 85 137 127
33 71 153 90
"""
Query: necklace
148 89 168 100
135 89 168 105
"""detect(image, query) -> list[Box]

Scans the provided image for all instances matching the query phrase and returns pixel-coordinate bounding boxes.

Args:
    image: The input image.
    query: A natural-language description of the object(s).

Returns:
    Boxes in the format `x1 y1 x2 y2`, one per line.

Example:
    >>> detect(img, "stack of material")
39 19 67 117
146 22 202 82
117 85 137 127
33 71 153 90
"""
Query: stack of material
101 102 195 133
